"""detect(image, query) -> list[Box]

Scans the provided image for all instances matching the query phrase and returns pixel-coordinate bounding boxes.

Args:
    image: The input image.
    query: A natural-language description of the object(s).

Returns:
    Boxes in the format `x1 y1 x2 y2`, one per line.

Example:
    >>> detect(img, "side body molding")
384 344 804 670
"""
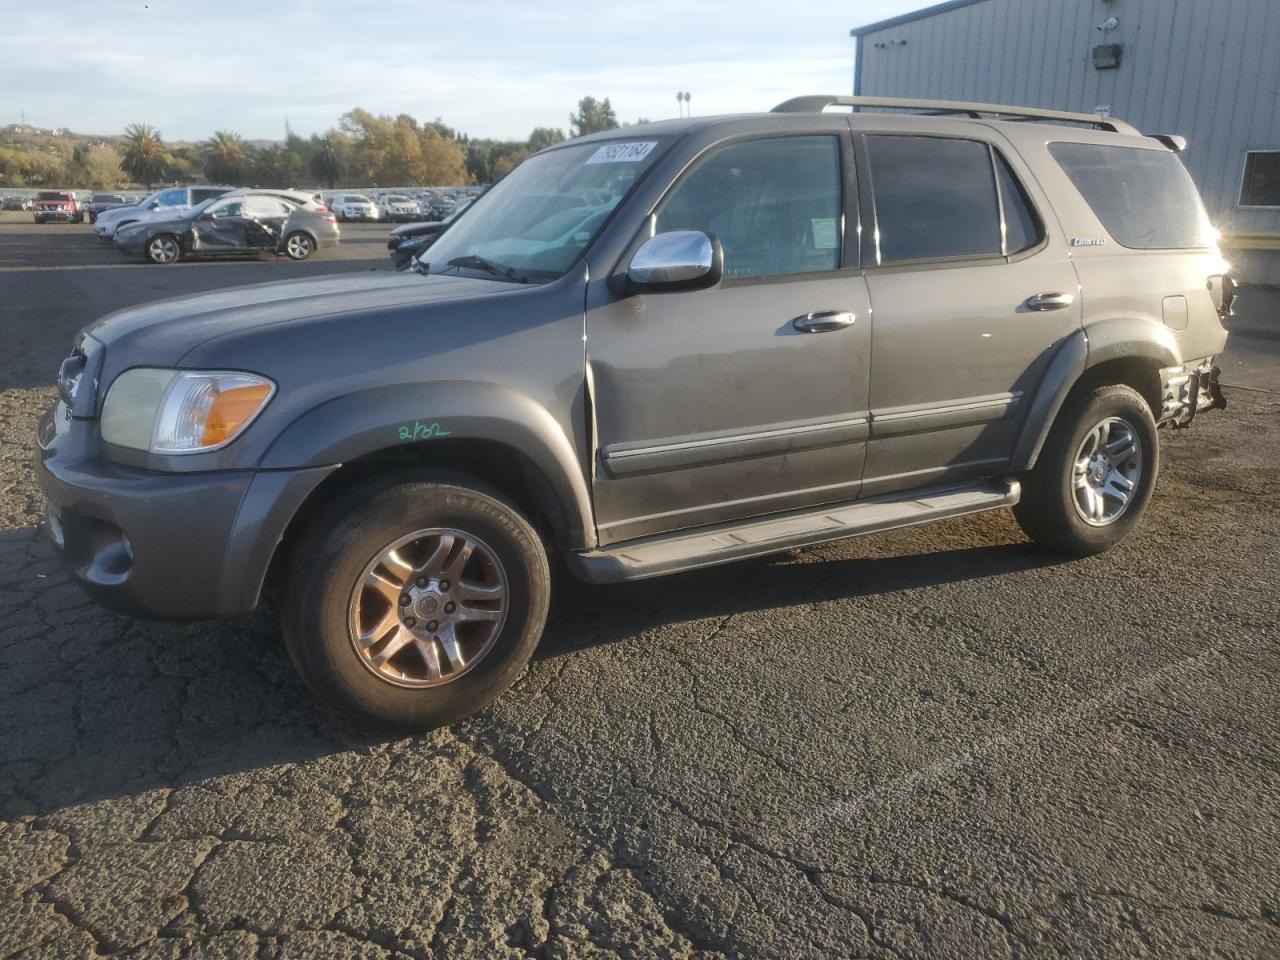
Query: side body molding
1010 320 1183 473
258 380 595 549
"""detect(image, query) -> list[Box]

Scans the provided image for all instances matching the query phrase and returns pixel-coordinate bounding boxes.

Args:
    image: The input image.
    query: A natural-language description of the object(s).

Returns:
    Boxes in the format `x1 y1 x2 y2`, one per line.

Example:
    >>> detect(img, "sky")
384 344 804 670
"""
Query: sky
0 0 931 142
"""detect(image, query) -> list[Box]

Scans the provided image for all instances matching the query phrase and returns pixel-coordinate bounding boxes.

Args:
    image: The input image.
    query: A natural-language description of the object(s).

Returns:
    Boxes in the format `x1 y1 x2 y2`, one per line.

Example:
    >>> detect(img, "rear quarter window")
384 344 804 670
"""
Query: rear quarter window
1048 142 1210 249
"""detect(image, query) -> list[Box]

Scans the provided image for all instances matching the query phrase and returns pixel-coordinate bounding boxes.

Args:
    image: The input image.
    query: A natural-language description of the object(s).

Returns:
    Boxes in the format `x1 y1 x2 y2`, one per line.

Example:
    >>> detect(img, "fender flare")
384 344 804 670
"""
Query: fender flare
257 379 595 549
1010 320 1182 472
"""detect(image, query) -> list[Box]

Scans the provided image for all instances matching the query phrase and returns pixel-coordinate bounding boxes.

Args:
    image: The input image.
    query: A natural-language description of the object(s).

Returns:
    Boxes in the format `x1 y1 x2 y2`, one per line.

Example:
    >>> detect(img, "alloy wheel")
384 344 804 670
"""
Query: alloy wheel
1072 416 1143 526
148 236 178 263
286 233 313 259
347 528 508 688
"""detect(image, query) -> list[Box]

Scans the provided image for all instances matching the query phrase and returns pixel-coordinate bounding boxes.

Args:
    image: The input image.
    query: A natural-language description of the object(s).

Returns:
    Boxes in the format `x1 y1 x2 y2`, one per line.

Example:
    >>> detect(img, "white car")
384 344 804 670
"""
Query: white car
329 193 380 222
377 194 421 222
94 185 231 239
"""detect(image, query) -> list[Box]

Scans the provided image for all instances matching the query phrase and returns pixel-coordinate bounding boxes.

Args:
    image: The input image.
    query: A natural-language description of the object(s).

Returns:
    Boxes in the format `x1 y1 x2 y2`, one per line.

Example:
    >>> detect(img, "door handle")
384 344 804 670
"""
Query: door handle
1024 292 1074 311
793 311 856 333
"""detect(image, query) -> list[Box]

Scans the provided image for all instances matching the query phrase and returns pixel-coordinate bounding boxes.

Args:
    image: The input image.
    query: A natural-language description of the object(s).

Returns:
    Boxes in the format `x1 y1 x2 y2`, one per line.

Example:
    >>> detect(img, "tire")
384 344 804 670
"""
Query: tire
283 231 314 260
282 473 551 731
1014 384 1158 556
145 234 182 264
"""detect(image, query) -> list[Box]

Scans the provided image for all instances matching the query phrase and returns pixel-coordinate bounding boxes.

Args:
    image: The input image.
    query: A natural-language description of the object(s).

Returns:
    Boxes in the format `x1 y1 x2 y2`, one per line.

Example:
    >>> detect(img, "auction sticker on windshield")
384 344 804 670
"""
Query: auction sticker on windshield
586 141 658 164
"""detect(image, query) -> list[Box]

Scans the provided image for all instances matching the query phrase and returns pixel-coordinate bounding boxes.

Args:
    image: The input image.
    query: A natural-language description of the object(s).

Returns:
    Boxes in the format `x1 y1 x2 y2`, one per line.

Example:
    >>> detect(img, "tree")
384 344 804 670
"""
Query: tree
309 131 350 189
569 97 619 137
528 126 566 152
77 146 125 188
120 123 168 187
202 131 249 184
418 125 469 185
492 148 529 178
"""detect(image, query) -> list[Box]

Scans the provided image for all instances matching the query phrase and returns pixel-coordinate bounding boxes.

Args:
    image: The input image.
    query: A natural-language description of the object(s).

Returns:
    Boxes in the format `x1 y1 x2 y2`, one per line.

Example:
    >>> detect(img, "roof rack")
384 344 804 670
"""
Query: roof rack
770 95 1141 136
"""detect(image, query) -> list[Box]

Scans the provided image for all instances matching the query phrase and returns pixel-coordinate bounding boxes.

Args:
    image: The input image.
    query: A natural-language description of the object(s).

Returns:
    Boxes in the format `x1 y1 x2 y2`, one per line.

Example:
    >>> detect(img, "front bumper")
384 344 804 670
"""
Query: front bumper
35 405 335 621
1160 358 1226 426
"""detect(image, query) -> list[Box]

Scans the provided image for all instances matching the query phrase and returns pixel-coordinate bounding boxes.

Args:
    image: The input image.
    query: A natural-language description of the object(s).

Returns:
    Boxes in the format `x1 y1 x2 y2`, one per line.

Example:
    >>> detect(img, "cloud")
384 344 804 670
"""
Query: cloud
0 0 922 139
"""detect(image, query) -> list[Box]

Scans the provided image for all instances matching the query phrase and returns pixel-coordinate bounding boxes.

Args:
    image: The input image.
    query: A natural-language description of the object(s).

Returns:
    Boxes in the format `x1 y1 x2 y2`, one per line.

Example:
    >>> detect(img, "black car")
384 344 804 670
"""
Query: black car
114 191 340 264
82 193 131 224
386 218 451 270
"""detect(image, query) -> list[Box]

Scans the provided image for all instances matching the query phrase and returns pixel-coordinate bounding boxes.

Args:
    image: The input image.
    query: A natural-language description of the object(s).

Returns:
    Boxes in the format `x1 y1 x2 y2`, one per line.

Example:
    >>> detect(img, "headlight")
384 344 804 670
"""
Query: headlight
101 369 275 454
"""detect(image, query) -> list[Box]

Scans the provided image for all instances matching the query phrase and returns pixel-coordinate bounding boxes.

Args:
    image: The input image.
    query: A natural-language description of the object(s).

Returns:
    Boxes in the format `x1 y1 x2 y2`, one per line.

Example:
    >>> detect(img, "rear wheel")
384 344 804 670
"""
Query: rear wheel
145 234 182 264
1014 384 1158 556
284 231 314 260
283 474 550 731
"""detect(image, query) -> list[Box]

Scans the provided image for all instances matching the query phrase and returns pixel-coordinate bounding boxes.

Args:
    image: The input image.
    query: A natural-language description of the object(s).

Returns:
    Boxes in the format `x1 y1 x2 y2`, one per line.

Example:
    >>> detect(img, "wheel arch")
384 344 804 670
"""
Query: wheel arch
245 381 594 609
1011 321 1179 472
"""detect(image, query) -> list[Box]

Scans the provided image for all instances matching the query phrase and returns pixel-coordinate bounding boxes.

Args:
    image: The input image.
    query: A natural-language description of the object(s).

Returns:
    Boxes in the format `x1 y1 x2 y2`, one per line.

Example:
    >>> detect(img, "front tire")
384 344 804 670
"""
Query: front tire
283 473 551 731
145 234 182 264
283 231 314 260
1014 384 1158 556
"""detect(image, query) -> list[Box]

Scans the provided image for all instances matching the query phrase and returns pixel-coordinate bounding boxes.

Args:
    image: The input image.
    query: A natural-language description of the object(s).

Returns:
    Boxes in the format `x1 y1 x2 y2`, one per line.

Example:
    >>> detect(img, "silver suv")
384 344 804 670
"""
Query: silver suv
36 96 1229 729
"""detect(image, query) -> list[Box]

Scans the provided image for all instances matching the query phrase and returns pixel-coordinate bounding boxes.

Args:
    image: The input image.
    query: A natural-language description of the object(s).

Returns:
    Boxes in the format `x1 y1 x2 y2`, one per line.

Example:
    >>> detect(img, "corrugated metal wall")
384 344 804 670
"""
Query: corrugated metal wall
855 0 1280 282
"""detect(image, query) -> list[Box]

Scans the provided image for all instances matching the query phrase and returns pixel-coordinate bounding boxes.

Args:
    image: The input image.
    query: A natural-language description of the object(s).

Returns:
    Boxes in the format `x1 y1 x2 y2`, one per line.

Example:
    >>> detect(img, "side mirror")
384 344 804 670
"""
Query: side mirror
149 201 160 210
627 230 723 293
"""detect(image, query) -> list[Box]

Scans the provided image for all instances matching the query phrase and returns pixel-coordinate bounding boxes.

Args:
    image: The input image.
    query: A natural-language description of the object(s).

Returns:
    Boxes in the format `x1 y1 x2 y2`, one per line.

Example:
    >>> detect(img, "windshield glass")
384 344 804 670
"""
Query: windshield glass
421 138 664 281
385 195 411 203
346 194 371 203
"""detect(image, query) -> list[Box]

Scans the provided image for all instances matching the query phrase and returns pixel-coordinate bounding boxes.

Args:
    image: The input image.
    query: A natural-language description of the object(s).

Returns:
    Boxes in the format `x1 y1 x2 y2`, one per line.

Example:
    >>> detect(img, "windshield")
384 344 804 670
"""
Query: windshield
386 195 411 203
37 191 69 200
421 138 665 281
346 194 371 203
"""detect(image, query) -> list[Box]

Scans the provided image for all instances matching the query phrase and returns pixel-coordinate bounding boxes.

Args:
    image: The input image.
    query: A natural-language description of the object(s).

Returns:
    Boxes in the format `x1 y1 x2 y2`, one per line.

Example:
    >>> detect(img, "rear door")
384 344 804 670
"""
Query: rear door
241 195 293 249
858 130 1082 495
586 127 873 544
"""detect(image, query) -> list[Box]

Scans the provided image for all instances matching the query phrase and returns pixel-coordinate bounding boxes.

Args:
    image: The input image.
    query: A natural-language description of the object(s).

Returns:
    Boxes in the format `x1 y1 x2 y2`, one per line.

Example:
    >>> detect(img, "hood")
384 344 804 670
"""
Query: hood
97 202 148 223
119 212 194 235
85 270 516 368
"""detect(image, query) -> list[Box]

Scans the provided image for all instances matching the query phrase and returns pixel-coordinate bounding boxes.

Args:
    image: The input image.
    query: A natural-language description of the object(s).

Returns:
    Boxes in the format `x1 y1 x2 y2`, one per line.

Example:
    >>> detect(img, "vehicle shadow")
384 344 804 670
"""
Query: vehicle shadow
0 522 1059 822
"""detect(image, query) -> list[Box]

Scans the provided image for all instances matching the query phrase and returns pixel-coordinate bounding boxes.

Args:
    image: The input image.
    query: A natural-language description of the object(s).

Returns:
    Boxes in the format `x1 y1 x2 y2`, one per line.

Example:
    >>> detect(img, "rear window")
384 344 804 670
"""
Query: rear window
1049 142 1209 249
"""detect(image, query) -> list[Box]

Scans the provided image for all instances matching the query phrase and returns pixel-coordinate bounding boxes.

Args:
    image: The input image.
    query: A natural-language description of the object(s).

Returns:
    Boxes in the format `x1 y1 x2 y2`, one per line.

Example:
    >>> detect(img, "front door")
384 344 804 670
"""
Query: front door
191 197 250 252
858 132 1083 495
586 132 873 545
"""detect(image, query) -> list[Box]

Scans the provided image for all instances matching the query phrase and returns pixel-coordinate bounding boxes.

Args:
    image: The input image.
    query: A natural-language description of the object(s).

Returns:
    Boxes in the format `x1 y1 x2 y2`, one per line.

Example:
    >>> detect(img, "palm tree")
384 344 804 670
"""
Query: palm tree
120 123 168 187
309 132 347 189
202 130 249 185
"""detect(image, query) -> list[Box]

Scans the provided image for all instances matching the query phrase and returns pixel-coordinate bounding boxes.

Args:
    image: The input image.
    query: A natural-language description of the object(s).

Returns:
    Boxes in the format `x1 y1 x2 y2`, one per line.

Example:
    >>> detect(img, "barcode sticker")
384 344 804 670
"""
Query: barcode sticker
586 141 658 164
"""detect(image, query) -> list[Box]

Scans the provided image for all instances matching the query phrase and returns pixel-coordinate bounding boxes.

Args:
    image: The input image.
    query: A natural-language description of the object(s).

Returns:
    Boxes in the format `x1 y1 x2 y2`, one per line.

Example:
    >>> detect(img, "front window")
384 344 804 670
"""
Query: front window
421 138 666 282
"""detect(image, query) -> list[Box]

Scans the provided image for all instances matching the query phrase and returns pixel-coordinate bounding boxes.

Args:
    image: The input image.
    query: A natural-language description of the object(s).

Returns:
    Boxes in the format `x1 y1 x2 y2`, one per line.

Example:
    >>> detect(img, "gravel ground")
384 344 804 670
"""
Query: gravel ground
1 212 1277 959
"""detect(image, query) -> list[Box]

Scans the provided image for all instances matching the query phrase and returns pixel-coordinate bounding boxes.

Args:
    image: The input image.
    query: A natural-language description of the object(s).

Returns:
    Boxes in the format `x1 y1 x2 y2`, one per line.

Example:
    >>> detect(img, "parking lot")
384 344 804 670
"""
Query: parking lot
1 210 1277 959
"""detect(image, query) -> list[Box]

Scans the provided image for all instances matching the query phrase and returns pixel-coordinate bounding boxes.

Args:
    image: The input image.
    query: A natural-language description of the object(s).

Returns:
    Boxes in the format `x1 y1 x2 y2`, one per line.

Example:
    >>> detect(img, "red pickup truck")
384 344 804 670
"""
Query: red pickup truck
33 191 83 224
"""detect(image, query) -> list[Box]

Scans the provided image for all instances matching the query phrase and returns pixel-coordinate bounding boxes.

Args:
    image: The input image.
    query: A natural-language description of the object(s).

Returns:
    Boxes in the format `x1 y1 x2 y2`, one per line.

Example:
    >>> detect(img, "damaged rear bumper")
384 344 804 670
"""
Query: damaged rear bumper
1160 358 1226 427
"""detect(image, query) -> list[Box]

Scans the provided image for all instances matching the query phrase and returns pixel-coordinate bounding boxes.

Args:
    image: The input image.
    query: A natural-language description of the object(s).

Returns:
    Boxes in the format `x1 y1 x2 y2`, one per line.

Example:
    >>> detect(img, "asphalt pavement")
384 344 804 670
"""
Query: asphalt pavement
1 212 1277 959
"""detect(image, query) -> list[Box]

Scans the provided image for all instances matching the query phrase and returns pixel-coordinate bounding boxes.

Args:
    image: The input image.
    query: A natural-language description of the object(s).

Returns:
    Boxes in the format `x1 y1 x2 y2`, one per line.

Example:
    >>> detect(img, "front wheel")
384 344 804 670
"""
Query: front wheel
145 234 182 264
283 474 551 731
1014 384 1158 556
283 231 314 260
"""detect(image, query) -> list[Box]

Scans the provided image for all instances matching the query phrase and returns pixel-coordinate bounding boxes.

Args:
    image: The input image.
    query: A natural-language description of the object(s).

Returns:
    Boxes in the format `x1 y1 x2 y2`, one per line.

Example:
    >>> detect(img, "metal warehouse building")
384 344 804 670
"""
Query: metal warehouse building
851 0 1280 285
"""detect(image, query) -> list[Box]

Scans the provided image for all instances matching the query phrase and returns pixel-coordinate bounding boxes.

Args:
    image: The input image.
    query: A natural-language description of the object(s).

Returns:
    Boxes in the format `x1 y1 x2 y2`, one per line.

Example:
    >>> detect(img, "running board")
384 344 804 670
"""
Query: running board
568 478 1021 583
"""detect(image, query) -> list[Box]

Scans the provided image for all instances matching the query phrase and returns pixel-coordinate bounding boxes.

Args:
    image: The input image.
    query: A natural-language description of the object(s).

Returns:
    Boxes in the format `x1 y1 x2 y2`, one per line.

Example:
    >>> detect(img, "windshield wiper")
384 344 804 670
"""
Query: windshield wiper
440 254 528 283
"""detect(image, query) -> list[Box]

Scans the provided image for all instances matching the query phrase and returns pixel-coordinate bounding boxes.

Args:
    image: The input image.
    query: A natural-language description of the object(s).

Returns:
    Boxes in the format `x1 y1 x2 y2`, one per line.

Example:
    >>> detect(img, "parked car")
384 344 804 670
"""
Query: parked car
2 195 33 211
377 193 421 222
94 185 233 239
36 96 1229 730
113 190 339 263
387 216 452 269
81 193 131 224
32 190 82 223
329 193 379 222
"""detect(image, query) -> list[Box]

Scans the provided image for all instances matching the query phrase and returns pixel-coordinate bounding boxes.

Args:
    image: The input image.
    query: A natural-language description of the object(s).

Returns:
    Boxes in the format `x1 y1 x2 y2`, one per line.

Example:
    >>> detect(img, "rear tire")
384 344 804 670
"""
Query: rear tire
283 231 314 260
1014 384 1158 556
282 473 550 731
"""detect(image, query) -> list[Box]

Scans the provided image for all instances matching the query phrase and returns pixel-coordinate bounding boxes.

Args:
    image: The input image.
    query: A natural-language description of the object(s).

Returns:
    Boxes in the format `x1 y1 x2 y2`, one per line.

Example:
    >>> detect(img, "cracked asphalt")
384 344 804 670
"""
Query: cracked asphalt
1 213 1278 959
